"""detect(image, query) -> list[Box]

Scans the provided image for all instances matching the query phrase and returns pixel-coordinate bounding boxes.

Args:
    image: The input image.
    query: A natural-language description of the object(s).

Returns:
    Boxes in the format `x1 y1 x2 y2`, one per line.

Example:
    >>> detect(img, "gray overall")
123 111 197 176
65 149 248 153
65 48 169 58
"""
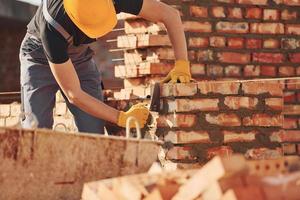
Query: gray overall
19 0 105 134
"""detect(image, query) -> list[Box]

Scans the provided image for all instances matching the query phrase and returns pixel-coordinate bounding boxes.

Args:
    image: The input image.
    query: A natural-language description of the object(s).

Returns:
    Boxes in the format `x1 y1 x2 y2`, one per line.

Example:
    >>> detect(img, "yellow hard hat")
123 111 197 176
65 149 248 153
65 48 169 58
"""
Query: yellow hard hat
64 0 117 38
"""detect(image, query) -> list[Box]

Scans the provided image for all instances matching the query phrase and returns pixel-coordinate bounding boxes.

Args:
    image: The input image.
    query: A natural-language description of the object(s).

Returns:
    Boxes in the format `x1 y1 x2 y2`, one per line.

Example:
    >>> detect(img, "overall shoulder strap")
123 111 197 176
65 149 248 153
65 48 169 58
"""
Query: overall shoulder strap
42 0 73 44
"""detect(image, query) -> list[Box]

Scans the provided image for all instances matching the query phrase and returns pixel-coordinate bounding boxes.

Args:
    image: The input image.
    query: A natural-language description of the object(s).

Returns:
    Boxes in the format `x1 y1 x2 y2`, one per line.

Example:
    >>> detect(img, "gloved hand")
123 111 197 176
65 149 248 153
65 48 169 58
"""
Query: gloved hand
162 60 192 83
117 103 150 128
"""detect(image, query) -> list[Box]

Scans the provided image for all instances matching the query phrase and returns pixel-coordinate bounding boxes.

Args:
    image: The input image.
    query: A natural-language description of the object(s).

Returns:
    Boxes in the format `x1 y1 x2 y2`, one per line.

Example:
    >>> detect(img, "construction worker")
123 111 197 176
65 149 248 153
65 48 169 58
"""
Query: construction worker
20 0 191 134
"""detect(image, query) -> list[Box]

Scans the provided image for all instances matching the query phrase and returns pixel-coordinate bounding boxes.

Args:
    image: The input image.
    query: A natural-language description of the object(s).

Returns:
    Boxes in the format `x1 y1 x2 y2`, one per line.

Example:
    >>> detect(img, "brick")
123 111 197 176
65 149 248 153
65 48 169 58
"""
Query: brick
228 7 243 19
223 131 257 143
297 66 300 75
236 0 268 5
125 20 165 34
209 36 226 47
207 65 223 76
166 146 194 160
157 114 197 128
195 50 214 62
281 9 297 20
168 99 219 112
286 79 300 89
117 35 137 48
281 38 299 49
218 52 250 64
183 21 212 33
161 83 198 97
286 24 300 35
198 81 240 95
260 65 277 76
10 103 21 117
250 23 284 34
137 34 171 47
244 65 260 77
279 66 295 76
289 52 300 63
225 65 241 76
245 7 262 19
245 147 283 160
265 98 283 110
270 130 300 142
282 143 296 154
284 91 296 103
298 144 300 155
263 39 279 48
246 38 262 49
227 38 244 48
207 146 233 160
243 114 283 127
224 97 258 110
253 53 285 63
205 113 241 126
165 131 210 144
216 22 249 34
5 117 19 126
190 6 208 18
283 0 300 6
0 118 5 126
283 105 300 115
191 63 205 75
211 6 226 18
263 9 280 21
0 104 10 117
188 37 209 48
283 117 298 129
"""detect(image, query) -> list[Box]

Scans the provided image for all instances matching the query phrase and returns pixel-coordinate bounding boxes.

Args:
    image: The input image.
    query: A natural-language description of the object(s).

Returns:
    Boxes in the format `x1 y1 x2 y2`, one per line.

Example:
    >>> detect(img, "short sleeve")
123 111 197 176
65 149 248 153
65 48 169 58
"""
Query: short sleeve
114 0 144 15
40 22 69 64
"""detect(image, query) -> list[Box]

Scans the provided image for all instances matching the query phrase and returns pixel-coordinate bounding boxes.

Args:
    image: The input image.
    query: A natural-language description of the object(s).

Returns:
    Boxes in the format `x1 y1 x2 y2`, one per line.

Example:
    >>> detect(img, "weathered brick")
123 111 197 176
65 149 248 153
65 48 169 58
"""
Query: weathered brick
183 21 212 32
191 63 205 75
165 130 210 144
207 146 233 160
289 52 300 63
223 131 257 143
207 64 223 76
216 22 249 33
0 104 10 117
286 24 300 35
253 53 285 63
282 143 296 155
157 114 197 128
236 0 268 5
263 39 279 48
279 66 295 76
225 65 241 76
245 7 262 19
281 9 297 20
190 6 208 18
218 52 251 64
243 114 283 127
265 98 283 110
227 38 244 48
224 97 258 110
168 99 219 112
250 23 284 34
161 83 198 97
263 9 280 21
245 147 283 160
284 91 296 103
166 146 194 160
198 81 240 95
281 38 299 49
243 81 283 96
205 113 241 126
228 7 243 19
260 65 277 76
188 37 209 48
246 38 262 49
270 130 300 142
195 50 214 62
244 65 260 77
209 36 226 47
211 6 226 18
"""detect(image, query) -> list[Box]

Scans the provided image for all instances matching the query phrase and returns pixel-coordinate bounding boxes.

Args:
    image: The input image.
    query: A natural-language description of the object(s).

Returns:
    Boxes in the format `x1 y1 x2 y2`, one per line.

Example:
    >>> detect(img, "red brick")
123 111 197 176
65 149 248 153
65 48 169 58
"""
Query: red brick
137 34 171 47
225 65 241 76
209 36 226 47
263 39 280 48
216 22 249 34
207 146 233 160
283 117 298 129
245 147 283 160
289 52 300 63
195 50 214 62
282 143 296 155
191 63 205 75
253 53 285 63
284 91 296 103
245 7 262 19
244 65 260 76
243 81 283 96
263 9 280 21
228 7 243 19
260 65 277 76
251 23 284 34
165 131 210 144
183 21 212 33
236 0 268 5
161 83 198 97
281 9 297 20
296 66 300 75
265 98 283 110
286 24 300 35
188 37 209 48
286 79 300 89
246 38 262 49
190 6 208 18
167 99 219 112
283 105 300 115
243 114 283 127
206 113 241 126
223 131 257 143
224 96 258 110
211 6 226 18
297 92 300 101
298 144 300 155
227 38 244 48
198 81 240 95
270 130 300 142
279 66 295 76
207 64 223 76
218 52 251 64
283 0 300 6
166 146 194 160
157 114 197 128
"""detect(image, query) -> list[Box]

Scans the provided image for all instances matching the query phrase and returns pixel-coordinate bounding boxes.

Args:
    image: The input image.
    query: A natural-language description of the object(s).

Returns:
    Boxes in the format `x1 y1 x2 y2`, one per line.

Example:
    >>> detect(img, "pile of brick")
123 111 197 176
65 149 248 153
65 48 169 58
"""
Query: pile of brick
82 155 300 200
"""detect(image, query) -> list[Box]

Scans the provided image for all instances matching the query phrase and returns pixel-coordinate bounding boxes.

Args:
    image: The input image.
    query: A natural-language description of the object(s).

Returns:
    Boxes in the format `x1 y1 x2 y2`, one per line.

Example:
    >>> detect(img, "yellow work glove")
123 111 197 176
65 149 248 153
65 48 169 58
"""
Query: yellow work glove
117 103 150 128
162 60 191 83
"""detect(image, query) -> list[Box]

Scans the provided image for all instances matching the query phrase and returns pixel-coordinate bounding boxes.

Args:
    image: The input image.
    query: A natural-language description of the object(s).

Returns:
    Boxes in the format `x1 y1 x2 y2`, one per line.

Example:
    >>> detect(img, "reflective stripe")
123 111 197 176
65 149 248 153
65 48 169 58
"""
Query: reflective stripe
42 0 73 44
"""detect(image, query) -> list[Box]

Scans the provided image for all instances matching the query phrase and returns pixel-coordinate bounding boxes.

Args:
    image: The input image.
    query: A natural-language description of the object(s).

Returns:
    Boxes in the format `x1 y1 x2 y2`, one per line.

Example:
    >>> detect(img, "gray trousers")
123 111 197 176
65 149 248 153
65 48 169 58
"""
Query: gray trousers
19 33 105 134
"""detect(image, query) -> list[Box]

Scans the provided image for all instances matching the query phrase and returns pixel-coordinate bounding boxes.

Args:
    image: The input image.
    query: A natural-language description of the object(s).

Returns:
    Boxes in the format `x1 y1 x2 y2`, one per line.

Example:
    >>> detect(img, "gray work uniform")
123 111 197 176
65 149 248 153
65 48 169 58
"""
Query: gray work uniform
19 0 105 134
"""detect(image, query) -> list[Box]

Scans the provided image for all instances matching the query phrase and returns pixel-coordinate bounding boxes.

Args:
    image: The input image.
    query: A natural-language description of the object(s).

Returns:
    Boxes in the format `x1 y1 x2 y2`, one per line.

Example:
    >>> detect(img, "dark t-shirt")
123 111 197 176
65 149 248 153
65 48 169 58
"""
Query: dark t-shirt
27 0 143 64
